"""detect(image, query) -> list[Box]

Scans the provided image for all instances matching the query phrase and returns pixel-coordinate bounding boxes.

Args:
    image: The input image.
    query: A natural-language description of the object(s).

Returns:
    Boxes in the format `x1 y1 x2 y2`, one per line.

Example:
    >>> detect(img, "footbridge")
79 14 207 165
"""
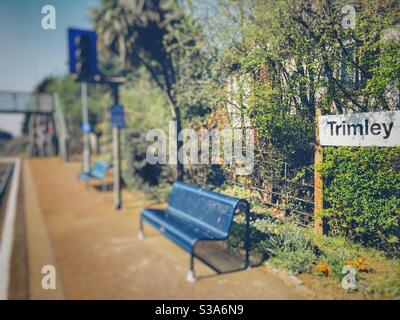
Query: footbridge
0 91 69 160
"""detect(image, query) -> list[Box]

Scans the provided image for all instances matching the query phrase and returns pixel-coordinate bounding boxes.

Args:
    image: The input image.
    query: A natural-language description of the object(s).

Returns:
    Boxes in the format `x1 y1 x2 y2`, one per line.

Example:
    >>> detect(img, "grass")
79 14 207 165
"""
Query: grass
306 230 400 299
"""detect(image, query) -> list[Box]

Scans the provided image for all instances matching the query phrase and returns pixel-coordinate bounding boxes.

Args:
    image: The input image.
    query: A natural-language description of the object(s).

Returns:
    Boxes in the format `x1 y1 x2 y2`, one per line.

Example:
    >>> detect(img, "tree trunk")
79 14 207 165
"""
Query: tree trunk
166 95 184 181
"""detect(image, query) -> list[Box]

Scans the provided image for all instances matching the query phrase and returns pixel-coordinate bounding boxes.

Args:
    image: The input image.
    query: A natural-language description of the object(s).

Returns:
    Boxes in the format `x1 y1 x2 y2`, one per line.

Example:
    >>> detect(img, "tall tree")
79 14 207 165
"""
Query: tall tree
93 0 201 180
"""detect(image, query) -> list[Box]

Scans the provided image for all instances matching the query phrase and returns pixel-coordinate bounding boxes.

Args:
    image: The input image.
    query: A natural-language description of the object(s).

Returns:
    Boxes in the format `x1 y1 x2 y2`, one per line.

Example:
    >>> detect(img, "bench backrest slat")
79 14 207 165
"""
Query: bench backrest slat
168 182 244 238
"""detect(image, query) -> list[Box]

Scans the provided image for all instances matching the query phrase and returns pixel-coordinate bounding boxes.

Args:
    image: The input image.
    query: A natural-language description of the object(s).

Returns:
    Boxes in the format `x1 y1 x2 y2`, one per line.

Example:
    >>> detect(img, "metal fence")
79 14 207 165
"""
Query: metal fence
231 151 315 227
0 163 14 207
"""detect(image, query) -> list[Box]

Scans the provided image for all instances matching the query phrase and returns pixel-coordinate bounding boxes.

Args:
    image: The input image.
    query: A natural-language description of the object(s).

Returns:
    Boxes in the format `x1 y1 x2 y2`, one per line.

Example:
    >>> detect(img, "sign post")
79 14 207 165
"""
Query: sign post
314 107 324 235
112 126 121 210
110 83 125 210
81 82 91 173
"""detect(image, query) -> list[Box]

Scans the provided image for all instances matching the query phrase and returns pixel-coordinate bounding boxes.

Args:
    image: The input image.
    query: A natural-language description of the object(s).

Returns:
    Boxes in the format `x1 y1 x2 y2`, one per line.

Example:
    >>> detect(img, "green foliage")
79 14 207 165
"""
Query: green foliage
365 270 400 300
366 39 400 108
307 230 400 298
223 183 400 293
123 131 166 187
93 0 213 120
184 164 227 189
231 217 317 275
266 224 317 274
228 214 279 261
219 185 264 206
121 68 171 132
307 231 361 279
249 97 315 166
321 147 400 252
37 75 110 132
226 200 317 275
120 69 173 189
142 184 173 203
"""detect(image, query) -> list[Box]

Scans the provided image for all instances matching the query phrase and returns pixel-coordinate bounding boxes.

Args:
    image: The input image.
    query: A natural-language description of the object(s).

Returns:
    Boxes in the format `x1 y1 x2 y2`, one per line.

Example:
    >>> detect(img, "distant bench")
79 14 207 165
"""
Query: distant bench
78 161 112 190
139 181 250 282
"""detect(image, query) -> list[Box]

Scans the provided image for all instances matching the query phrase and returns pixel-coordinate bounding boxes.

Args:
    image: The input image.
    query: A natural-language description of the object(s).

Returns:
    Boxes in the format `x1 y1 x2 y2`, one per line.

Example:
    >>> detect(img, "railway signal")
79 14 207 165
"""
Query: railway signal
68 28 99 81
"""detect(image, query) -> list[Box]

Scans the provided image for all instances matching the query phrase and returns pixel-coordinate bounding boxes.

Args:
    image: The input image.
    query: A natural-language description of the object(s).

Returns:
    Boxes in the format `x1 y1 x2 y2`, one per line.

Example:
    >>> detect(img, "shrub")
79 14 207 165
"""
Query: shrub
222 185 317 273
122 130 175 189
321 147 400 253
143 184 172 203
226 211 274 259
266 224 317 274
306 231 363 279
184 164 227 190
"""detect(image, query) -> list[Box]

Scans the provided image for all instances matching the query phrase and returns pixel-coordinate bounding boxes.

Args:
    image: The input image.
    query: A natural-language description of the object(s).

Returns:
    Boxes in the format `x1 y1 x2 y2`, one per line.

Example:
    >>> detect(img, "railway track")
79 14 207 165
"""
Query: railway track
0 137 26 157
0 138 24 210
0 157 21 300
0 163 14 208
0 138 25 299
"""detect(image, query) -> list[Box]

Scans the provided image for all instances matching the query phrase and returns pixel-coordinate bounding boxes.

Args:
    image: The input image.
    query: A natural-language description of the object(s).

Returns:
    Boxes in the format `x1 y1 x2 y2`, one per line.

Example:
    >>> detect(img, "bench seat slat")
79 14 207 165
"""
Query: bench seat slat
142 208 221 252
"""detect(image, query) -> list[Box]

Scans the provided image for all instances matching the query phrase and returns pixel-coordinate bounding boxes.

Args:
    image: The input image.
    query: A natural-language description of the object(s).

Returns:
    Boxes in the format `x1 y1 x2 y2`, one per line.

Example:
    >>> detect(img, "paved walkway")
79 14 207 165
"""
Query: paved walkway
22 158 310 299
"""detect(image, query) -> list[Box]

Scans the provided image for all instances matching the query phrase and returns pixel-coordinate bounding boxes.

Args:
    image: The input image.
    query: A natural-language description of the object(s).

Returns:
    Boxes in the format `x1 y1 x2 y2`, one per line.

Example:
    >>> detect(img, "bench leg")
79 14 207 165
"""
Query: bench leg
138 218 145 240
244 209 251 269
243 232 250 269
244 251 250 269
186 253 196 282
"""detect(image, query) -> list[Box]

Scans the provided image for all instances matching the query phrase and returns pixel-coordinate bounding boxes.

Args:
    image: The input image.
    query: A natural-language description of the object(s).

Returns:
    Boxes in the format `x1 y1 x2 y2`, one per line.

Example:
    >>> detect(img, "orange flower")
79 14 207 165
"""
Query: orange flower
360 265 369 272
345 258 370 273
346 260 356 267
316 263 331 276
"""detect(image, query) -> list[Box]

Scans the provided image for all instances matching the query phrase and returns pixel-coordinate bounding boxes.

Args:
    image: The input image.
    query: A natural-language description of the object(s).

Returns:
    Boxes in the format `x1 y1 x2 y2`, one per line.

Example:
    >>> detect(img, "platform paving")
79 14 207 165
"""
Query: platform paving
20 158 310 299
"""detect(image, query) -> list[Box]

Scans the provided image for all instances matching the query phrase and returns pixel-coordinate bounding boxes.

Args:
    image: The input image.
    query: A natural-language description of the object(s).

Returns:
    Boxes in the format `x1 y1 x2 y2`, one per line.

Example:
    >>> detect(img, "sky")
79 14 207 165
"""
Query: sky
0 0 98 136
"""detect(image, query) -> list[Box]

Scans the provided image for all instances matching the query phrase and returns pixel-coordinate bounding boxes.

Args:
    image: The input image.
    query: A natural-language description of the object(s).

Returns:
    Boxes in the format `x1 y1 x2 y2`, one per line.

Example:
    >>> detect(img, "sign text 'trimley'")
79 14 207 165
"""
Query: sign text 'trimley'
326 119 393 139
318 110 400 147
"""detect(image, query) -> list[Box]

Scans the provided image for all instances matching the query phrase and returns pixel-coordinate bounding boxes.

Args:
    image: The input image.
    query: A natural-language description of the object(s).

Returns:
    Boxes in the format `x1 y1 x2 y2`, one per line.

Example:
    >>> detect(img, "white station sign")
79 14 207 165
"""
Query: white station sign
319 110 400 147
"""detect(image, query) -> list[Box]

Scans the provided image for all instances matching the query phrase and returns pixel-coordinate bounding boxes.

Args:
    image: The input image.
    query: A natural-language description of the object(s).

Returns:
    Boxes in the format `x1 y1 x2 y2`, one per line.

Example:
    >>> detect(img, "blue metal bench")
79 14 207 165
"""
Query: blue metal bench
79 161 112 190
139 181 250 282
